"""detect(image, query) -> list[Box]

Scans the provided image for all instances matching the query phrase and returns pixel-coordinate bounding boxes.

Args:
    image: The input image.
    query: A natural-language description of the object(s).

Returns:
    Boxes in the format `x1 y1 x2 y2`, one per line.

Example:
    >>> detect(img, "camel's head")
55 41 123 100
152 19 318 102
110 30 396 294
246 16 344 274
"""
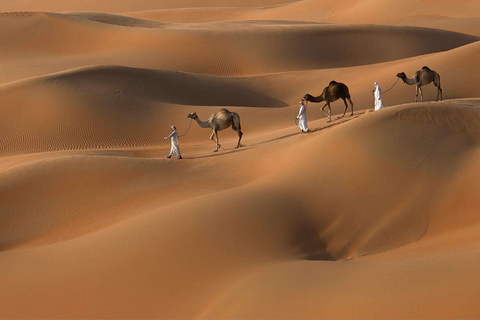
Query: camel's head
187 112 197 119
396 72 406 79
303 94 312 102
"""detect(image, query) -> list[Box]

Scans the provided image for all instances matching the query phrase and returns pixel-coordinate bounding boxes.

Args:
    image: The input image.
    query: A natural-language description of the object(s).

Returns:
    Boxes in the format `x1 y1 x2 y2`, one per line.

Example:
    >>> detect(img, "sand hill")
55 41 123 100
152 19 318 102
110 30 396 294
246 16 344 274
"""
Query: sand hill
0 0 480 318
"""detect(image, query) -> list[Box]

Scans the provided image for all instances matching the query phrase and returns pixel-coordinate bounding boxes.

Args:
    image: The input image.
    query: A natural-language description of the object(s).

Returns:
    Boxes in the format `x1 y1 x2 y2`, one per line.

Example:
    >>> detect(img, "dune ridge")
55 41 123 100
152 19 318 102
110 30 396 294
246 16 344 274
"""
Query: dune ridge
3 0 480 26
0 0 299 13
397 102 480 135
120 0 480 29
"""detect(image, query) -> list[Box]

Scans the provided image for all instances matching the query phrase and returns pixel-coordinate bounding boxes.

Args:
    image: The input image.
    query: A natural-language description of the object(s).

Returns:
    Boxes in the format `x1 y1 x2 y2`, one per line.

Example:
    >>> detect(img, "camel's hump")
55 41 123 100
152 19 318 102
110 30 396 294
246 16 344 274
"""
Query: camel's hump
422 66 431 71
329 80 338 85
219 108 230 113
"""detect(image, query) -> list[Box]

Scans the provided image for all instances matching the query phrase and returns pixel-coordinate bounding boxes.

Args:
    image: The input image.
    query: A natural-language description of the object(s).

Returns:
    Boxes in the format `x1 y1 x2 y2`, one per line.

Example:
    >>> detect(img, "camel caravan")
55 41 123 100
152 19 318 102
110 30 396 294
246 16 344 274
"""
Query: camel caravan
164 66 442 158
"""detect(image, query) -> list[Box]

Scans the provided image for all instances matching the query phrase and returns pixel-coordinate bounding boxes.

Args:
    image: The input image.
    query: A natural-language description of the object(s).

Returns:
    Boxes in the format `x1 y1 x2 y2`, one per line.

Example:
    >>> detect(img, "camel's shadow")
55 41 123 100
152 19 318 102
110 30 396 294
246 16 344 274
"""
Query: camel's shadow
187 144 258 159
308 114 362 133
183 113 365 159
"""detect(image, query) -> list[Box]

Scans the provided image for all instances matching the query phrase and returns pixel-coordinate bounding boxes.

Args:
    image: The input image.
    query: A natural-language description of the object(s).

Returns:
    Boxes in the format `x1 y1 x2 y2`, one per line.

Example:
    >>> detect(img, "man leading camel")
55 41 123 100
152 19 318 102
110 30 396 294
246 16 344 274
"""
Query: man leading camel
164 126 182 159
373 82 384 111
296 99 309 133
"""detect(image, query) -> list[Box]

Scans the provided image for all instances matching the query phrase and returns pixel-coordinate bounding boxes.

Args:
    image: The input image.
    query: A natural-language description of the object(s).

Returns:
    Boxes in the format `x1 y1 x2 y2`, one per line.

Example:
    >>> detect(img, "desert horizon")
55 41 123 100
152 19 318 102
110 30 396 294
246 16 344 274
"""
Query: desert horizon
1 0 480 319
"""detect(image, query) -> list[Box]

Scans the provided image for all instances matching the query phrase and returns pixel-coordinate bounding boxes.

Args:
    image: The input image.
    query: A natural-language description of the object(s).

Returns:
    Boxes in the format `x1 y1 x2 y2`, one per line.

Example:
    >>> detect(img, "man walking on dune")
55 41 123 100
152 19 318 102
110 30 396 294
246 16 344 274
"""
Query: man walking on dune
373 82 385 111
297 98 309 133
164 126 182 159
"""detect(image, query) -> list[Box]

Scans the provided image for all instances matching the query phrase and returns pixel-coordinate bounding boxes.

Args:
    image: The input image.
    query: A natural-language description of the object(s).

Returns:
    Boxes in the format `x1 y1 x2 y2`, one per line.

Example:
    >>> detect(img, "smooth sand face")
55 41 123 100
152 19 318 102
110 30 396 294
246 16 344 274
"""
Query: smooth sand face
1 1 480 319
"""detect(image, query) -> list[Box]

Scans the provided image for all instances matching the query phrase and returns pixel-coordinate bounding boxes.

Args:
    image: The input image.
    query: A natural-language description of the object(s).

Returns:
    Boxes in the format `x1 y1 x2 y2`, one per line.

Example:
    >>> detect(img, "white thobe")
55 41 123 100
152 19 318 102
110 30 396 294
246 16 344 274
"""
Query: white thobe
374 83 385 111
297 104 309 132
164 130 181 156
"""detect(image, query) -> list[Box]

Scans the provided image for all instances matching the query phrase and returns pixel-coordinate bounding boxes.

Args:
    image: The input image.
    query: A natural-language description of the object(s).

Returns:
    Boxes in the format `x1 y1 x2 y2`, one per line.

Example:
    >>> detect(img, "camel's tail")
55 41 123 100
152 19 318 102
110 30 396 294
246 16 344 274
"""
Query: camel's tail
232 112 243 147
344 85 351 99
232 112 242 132
344 85 353 114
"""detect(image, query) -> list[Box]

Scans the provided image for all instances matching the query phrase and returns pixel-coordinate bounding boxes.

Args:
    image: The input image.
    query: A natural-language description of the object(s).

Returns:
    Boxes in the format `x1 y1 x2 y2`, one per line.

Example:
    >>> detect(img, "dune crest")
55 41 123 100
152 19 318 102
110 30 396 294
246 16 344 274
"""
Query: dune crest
397 100 480 135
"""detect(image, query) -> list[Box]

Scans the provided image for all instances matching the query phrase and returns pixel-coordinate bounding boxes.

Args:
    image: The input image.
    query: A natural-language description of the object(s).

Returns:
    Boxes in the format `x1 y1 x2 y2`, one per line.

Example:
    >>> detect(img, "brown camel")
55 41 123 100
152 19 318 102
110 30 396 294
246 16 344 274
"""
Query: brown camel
187 108 243 152
303 81 354 122
396 66 442 102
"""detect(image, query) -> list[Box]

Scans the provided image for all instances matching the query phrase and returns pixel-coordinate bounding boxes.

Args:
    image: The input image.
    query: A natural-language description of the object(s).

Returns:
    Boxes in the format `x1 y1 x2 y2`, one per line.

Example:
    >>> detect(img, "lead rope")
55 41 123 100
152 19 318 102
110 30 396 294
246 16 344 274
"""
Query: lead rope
382 77 400 94
178 118 193 137
373 77 400 108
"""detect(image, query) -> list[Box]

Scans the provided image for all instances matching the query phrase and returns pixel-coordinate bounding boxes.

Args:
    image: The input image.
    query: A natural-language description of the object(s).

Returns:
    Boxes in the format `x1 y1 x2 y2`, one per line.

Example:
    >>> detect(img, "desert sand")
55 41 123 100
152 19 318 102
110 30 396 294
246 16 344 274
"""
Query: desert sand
1 0 480 318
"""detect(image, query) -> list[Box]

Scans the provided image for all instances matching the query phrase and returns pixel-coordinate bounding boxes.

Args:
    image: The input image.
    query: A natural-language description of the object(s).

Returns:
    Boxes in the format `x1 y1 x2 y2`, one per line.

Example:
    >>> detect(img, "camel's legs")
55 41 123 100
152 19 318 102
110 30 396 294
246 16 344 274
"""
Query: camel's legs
436 83 443 101
235 130 243 148
415 86 419 102
211 129 221 152
342 98 348 117
419 87 424 102
321 103 329 117
231 116 243 149
213 130 220 152
327 102 332 123
348 98 354 115
216 131 221 151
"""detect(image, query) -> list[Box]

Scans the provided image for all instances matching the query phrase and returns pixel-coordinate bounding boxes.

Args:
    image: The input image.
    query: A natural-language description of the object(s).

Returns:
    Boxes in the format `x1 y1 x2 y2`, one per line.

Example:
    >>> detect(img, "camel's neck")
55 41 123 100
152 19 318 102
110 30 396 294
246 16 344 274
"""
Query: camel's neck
194 117 211 128
308 95 325 103
401 76 416 85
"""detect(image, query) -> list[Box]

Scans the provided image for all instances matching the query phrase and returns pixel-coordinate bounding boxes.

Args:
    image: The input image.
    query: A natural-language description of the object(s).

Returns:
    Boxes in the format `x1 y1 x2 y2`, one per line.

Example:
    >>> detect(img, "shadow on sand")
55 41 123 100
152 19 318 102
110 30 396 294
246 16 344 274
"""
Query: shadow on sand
185 113 365 159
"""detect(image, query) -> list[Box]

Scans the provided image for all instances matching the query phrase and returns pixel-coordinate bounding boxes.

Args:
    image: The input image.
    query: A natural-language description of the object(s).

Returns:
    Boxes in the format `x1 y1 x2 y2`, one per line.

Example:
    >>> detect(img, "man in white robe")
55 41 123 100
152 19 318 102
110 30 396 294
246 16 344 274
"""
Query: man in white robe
164 126 182 159
297 99 309 132
373 82 385 111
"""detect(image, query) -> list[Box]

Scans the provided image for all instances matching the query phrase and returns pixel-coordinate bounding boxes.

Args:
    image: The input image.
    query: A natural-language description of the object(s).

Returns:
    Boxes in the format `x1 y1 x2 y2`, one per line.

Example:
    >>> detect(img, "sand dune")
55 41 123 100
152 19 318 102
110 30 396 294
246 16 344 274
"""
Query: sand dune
65 12 168 27
123 0 480 26
399 16 480 36
317 0 480 24
4 0 474 27
198 101 480 319
1 0 480 318
0 0 298 13
2 101 480 318
0 12 477 84
0 65 289 156
2 38 480 156
125 7 259 23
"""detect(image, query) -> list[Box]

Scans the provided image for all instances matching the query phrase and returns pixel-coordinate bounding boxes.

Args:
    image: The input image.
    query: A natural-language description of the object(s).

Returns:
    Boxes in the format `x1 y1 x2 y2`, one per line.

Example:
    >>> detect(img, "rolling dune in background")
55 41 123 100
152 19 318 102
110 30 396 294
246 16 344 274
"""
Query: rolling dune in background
0 0 480 318
0 12 477 84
